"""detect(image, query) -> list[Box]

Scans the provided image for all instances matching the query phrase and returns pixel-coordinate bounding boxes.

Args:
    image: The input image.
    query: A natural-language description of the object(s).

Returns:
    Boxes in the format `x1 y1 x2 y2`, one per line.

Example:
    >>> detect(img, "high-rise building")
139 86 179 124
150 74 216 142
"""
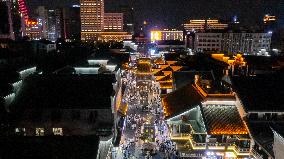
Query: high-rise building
103 13 123 32
35 6 48 39
47 9 56 41
184 19 228 32
119 5 134 34
80 0 104 41
55 8 63 39
62 6 81 41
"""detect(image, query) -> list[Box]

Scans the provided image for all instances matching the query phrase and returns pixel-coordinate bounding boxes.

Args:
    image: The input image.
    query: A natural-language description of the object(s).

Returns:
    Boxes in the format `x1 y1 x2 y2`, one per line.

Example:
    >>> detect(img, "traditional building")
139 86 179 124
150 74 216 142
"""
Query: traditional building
162 80 251 158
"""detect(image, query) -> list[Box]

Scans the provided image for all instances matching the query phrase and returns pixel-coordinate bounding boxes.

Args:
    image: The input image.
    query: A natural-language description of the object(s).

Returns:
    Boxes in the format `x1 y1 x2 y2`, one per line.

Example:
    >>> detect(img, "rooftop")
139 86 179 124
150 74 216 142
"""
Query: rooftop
248 122 284 157
162 84 204 119
0 135 99 159
232 73 284 112
173 71 214 90
11 74 116 110
201 104 248 135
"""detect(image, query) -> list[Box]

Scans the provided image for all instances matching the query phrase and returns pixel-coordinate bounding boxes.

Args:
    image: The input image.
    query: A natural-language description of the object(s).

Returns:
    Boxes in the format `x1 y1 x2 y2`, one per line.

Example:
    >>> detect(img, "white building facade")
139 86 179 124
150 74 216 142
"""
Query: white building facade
194 32 272 54
195 33 223 52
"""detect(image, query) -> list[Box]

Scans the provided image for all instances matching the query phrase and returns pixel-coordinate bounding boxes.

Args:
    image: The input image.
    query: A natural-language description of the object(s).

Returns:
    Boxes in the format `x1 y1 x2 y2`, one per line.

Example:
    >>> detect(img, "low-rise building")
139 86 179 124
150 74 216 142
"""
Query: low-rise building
232 73 284 159
33 40 56 53
194 32 272 55
222 32 272 55
150 29 184 42
162 81 251 158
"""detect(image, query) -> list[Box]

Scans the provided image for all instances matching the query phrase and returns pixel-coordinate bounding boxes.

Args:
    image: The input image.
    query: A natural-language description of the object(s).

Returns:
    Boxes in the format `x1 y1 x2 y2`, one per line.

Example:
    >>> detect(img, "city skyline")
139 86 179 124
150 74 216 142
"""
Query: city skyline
26 0 283 28
1 0 284 158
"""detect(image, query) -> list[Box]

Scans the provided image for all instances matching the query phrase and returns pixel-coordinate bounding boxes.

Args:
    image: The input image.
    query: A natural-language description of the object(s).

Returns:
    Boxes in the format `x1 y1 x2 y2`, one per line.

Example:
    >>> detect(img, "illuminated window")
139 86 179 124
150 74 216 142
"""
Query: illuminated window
53 128 63 136
15 128 26 136
35 128 44 136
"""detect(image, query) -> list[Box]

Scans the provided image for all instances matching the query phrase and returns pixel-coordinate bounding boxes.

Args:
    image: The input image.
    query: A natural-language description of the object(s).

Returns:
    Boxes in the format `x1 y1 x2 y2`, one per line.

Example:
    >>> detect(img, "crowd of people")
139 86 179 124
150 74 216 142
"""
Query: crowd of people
117 61 178 159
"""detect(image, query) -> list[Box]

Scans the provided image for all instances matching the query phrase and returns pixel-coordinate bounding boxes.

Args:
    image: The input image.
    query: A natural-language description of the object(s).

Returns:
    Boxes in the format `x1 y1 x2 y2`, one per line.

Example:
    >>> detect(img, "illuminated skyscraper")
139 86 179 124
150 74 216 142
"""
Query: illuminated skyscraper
80 0 104 41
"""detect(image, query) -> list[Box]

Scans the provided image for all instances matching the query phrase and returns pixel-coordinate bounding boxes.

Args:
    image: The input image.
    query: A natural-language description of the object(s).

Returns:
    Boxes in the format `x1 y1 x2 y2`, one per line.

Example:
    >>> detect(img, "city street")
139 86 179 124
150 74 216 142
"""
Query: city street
114 57 178 159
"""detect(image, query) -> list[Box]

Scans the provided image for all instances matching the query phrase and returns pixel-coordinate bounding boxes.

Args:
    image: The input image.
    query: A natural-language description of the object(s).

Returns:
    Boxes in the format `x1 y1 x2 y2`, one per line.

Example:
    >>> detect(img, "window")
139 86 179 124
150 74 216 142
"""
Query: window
36 128 44 136
53 128 63 136
15 128 26 136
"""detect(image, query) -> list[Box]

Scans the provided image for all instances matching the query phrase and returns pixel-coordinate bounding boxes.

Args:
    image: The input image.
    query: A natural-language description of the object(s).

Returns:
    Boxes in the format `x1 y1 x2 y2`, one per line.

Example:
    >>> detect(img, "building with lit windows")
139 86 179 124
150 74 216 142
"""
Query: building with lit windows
80 0 132 41
103 13 123 32
183 19 228 32
80 0 104 41
150 29 183 41
54 6 81 41
222 32 272 55
162 74 251 158
194 32 272 54
194 33 222 52
98 32 132 42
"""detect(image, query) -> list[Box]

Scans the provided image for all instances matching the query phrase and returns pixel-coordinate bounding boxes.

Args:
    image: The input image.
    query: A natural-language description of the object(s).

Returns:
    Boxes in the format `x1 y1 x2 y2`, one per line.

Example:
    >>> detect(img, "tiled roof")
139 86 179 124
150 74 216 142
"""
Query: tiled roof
162 84 204 119
201 104 248 135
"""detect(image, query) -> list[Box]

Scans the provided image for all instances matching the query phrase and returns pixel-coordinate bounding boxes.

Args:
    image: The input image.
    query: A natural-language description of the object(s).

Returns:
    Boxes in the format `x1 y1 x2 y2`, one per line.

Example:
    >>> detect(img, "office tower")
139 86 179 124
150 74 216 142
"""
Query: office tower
55 8 63 39
35 6 48 39
47 9 56 41
80 0 104 41
119 4 134 34
62 6 81 41
104 13 123 31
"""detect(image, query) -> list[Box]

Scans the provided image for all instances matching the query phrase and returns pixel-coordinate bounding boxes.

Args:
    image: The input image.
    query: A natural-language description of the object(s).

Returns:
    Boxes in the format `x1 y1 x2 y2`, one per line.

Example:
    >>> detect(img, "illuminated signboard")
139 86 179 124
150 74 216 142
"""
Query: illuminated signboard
150 31 161 41
263 15 276 24
26 20 39 26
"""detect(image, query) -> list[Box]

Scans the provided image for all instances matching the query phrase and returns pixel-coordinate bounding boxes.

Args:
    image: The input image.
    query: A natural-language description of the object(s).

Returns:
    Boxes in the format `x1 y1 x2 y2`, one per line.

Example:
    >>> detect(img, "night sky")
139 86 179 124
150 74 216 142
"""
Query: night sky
26 0 282 28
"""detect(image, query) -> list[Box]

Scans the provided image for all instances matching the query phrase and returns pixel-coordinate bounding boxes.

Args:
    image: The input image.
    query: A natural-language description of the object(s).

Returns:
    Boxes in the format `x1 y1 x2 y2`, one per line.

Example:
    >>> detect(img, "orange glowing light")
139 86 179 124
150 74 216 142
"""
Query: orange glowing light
150 31 162 41
166 61 177 65
170 66 182 72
